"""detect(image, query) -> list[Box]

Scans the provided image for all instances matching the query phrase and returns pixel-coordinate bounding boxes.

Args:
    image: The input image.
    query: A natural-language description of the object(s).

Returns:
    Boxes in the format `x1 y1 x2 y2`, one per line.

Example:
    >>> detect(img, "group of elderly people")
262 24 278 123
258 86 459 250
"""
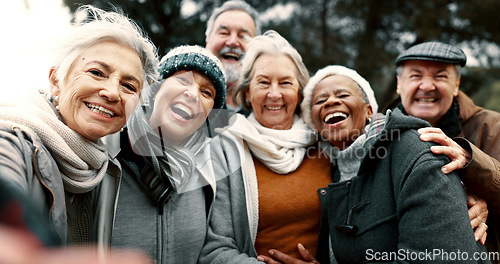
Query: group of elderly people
0 2 499 264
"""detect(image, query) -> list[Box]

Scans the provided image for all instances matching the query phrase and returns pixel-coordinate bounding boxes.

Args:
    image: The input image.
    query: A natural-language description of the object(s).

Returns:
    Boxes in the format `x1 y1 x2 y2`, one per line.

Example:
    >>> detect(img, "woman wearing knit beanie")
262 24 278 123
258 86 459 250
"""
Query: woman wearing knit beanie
104 45 227 263
297 65 487 263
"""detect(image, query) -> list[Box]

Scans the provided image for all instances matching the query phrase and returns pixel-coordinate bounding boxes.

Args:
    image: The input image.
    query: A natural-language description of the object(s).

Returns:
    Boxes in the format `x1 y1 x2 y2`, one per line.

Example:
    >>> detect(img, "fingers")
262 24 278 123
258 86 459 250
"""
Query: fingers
257 246 319 264
474 221 489 243
467 195 489 242
418 128 448 145
267 249 301 264
418 127 444 135
479 230 488 245
257 255 281 264
430 146 467 174
297 244 320 264
468 196 488 222
422 130 469 174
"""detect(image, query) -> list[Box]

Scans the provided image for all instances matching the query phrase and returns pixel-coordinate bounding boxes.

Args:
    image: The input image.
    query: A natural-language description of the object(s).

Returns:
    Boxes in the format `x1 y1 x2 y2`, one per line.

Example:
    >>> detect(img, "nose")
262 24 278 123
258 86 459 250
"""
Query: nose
267 84 282 100
183 88 199 103
324 96 341 107
99 80 120 102
418 77 436 91
225 32 241 48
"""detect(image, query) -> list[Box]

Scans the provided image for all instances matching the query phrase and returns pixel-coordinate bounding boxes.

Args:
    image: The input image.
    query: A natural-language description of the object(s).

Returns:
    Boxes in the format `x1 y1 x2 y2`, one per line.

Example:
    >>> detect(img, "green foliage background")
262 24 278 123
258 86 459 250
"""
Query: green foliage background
62 0 500 112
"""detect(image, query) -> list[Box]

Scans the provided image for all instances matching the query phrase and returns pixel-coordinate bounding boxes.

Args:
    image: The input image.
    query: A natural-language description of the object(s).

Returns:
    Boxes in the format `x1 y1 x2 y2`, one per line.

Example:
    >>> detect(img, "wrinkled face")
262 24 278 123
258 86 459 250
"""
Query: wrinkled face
149 70 215 145
49 40 143 142
311 75 373 150
397 60 460 126
205 10 256 83
246 54 301 130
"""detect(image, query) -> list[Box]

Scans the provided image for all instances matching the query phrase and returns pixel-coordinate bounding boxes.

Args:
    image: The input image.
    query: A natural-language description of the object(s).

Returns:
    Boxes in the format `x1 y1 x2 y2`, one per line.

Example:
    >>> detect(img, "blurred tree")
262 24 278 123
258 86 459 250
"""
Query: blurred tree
62 0 499 111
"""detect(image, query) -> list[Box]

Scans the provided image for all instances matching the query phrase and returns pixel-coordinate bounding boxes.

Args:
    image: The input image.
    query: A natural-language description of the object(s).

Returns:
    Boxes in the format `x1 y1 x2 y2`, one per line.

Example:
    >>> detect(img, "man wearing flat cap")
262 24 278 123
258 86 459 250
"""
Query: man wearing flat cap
393 41 500 258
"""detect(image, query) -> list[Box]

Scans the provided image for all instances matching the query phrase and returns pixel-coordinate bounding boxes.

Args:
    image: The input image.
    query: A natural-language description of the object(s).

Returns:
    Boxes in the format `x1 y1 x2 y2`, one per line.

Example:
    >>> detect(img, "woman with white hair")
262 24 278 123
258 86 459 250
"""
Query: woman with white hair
297 65 487 263
199 30 333 264
0 4 158 246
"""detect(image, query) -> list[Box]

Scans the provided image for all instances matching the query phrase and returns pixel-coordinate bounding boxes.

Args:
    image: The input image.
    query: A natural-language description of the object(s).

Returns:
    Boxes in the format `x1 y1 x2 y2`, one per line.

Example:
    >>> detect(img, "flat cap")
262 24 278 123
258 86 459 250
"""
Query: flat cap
395 41 467 67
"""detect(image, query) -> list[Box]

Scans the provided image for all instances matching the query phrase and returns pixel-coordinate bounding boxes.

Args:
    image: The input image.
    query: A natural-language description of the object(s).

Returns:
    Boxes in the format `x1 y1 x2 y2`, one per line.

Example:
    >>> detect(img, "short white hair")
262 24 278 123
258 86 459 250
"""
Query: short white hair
52 5 159 87
205 0 261 42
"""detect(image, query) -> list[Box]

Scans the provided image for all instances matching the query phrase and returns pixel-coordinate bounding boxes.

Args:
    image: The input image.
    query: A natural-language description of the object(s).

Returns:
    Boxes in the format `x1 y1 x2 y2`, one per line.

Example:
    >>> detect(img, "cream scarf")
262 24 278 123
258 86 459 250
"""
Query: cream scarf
0 90 109 194
223 113 317 174
220 113 317 242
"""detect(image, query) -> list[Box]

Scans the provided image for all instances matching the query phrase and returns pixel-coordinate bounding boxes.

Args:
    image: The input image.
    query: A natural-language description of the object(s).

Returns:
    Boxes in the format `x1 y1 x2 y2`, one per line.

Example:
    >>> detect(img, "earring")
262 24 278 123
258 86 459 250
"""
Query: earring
120 127 124 132
53 95 60 111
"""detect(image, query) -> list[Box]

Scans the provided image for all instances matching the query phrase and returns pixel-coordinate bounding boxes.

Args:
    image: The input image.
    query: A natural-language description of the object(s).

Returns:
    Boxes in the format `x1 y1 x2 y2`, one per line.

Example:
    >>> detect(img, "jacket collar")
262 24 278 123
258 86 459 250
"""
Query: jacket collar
397 101 461 137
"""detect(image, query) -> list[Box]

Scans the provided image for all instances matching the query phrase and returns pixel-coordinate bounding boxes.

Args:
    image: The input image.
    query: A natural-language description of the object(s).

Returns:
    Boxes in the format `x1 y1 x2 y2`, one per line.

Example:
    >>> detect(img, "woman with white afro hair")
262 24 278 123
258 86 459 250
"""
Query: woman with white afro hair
301 65 378 134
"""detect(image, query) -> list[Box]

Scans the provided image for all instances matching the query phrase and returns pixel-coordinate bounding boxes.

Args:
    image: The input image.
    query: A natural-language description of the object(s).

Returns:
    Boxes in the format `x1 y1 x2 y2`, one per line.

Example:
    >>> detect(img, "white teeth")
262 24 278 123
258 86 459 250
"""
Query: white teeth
223 52 241 59
417 98 437 103
324 112 348 123
85 103 114 117
266 105 283 111
172 103 193 117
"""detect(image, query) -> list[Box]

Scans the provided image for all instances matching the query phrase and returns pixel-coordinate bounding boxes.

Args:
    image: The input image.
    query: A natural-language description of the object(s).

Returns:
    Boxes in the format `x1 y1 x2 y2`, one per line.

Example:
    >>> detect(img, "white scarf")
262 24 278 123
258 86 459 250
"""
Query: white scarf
220 113 316 242
224 113 317 174
0 90 109 194
320 112 387 181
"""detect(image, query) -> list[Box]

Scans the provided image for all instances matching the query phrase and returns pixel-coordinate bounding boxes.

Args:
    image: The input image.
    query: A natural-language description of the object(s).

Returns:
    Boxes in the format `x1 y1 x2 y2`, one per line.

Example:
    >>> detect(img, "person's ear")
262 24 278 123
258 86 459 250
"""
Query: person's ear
49 67 60 97
365 104 374 124
396 75 402 95
453 76 461 97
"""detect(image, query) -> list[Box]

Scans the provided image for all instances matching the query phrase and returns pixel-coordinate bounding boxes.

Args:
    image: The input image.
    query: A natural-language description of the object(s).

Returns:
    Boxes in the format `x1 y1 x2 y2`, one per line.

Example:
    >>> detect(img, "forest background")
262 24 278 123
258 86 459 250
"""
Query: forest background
62 0 500 112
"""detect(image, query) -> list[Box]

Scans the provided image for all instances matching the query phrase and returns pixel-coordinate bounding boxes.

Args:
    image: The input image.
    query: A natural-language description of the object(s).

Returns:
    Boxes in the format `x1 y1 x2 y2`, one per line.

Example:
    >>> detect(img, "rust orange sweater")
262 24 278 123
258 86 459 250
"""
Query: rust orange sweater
254 147 331 259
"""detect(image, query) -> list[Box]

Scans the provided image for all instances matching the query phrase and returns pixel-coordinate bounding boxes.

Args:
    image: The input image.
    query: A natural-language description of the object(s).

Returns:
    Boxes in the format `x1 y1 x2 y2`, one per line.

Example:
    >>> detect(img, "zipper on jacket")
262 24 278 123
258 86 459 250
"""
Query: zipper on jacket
32 146 61 242
158 204 164 215
12 126 62 243
12 127 56 217
157 206 164 264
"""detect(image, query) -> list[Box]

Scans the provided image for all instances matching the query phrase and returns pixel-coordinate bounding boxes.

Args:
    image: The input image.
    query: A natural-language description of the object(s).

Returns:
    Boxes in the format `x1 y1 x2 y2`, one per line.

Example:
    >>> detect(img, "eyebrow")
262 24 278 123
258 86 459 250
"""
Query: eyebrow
218 24 251 35
314 88 351 99
86 60 141 84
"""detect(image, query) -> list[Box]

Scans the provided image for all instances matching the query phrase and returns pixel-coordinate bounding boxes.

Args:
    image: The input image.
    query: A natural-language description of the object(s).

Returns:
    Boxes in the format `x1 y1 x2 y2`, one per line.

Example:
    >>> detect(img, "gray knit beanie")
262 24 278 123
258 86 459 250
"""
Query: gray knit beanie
301 65 378 130
157 45 227 109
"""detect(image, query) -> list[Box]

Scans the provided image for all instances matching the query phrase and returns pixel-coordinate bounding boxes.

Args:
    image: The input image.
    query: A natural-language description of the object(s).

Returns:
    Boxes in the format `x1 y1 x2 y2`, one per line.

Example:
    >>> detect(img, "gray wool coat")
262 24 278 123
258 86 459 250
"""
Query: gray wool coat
317 109 489 264
0 121 67 243
198 131 262 264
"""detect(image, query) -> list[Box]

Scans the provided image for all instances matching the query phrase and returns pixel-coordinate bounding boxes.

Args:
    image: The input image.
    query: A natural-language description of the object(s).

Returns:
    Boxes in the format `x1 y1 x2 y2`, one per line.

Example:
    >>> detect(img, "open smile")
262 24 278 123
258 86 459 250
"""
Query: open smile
265 105 285 111
415 98 438 103
221 51 242 61
171 103 195 120
85 102 116 118
324 112 349 125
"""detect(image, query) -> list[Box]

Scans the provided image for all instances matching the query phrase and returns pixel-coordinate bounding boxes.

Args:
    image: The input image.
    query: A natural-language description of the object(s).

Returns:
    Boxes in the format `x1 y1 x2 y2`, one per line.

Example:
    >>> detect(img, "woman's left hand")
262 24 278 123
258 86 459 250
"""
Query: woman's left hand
418 127 471 174
257 244 320 264
468 193 489 245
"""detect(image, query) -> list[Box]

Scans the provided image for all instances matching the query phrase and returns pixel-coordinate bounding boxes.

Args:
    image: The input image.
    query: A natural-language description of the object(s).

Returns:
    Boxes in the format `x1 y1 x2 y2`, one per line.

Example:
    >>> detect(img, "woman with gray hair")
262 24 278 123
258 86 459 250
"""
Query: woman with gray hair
0 4 158 248
199 30 332 264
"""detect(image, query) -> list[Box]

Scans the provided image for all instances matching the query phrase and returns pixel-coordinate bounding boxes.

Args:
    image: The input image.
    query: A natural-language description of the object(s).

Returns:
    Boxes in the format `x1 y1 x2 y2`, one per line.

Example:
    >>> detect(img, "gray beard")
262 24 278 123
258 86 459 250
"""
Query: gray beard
223 62 241 95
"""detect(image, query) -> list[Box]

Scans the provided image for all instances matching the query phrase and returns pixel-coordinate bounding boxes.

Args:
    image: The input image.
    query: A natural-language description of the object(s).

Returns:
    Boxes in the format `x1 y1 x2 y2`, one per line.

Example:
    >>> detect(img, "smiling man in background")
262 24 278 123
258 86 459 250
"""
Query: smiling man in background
205 0 261 110
394 41 500 260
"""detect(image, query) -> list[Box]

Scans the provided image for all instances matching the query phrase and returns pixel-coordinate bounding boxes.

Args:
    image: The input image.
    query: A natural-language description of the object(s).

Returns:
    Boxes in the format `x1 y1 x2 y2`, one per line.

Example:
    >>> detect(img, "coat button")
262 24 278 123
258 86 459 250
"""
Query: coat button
346 181 351 189
335 224 358 235
320 189 327 195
